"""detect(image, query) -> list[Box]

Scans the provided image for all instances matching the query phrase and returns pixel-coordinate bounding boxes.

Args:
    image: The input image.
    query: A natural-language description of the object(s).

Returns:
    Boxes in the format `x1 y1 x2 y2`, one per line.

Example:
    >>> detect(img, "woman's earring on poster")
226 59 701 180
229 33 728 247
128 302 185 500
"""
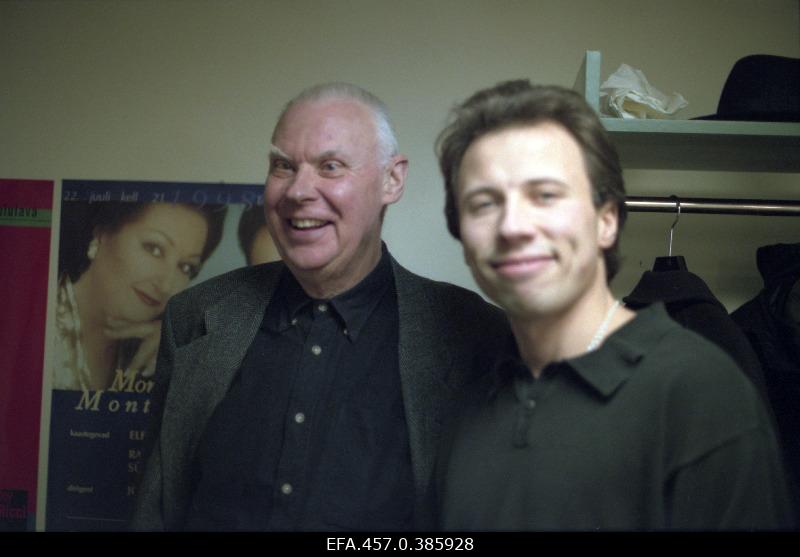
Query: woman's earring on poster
87 238 99 261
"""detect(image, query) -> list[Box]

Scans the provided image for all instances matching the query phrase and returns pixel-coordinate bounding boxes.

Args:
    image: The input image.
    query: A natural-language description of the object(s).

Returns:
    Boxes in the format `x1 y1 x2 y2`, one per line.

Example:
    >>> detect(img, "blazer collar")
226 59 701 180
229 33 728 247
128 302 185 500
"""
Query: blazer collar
205 263 280 332
392 258 459 498
197 263 283 387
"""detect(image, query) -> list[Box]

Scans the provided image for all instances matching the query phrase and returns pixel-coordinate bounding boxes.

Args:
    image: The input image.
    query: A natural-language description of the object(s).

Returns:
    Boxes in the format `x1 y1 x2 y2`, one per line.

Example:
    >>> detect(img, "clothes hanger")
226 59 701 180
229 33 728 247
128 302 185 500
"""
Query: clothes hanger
653 195 688 272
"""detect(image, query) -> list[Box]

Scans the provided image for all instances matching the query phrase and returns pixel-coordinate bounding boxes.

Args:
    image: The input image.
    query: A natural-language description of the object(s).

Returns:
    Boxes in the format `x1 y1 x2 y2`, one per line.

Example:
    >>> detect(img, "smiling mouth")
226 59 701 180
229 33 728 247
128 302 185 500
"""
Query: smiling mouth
289 218 329 230
134 288 160 307
491 256 554 277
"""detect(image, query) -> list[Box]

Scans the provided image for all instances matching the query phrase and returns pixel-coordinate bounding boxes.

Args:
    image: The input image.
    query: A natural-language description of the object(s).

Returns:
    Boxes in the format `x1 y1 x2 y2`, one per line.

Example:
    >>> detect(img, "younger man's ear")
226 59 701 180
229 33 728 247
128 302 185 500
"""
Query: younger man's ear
597 202 619 249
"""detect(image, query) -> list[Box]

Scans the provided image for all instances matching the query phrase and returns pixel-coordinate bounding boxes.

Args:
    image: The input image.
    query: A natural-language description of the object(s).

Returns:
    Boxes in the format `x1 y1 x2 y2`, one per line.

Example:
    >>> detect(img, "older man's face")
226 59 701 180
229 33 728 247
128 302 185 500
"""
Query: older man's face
265 98 403 296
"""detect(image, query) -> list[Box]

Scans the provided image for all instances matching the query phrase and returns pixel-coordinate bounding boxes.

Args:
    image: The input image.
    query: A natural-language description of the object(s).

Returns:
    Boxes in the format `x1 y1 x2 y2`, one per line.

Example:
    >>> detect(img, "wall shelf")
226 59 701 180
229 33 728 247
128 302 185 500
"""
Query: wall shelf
574 51 800 172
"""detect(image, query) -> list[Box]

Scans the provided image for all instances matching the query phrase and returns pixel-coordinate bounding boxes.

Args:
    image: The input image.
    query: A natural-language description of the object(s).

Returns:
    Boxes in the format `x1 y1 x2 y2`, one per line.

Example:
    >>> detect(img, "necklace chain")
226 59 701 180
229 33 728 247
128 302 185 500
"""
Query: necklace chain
586 300 621 352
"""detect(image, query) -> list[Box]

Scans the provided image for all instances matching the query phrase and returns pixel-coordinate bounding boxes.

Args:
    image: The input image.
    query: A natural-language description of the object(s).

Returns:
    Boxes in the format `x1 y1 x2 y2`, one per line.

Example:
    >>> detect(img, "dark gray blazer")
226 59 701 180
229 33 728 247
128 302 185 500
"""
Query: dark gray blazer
130 256 509 530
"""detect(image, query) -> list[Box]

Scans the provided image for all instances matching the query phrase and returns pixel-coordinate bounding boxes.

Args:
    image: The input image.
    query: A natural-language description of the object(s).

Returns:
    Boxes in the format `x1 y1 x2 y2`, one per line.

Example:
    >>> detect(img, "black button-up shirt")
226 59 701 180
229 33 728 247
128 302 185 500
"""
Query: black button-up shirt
187 246 413 531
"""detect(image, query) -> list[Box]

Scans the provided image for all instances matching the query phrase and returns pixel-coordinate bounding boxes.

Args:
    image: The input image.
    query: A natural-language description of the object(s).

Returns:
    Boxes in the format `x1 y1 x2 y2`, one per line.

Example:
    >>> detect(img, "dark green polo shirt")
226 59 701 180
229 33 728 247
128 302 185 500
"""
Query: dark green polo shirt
437 304 795 531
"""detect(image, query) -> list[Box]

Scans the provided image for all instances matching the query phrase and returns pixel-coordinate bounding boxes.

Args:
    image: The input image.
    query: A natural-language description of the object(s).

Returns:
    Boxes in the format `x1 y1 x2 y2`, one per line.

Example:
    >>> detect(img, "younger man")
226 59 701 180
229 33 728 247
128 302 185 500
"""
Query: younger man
434 80 793 530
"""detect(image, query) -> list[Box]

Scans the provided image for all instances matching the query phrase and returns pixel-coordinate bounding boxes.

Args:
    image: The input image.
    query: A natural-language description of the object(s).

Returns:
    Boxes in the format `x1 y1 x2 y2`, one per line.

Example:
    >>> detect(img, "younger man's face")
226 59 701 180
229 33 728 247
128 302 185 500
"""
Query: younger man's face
455 121 618 320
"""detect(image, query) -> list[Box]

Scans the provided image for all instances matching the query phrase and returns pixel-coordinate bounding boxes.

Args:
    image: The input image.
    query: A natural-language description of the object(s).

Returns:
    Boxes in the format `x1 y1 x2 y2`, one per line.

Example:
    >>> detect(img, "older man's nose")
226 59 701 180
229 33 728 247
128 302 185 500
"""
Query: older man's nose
285 165 319 203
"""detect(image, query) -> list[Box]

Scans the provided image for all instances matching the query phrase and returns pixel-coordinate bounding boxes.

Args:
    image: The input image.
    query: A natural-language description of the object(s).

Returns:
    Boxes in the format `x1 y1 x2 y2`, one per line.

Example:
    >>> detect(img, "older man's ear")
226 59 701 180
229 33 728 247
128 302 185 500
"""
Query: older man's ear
382 155 408 206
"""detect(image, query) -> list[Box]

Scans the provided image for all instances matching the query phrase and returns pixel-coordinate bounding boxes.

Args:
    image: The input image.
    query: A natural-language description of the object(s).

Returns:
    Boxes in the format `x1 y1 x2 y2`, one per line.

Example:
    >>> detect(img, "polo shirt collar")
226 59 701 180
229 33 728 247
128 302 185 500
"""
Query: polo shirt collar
491 303 673 399
567 303 670 397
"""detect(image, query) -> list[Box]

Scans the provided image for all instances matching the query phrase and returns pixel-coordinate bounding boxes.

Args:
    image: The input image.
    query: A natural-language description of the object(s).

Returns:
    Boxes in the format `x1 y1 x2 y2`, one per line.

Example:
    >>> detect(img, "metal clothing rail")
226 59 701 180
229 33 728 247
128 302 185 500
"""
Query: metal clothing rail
625 196 800 216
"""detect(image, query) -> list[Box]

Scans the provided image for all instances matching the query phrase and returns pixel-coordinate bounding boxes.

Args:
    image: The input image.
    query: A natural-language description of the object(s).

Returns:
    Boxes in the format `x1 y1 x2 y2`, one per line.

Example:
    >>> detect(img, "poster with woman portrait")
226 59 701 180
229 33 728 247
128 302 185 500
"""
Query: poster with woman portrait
0 179 54 531
43 179 274 531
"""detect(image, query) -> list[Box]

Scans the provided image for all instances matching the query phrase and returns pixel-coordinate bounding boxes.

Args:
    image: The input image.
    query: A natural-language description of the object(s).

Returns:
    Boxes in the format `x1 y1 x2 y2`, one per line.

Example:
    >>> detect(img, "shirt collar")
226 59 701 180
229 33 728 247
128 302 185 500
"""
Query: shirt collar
328 242 394 342
489 334 527 399
263 243 394 341
263 267 312 333
490 303 673 399
566 303 673 397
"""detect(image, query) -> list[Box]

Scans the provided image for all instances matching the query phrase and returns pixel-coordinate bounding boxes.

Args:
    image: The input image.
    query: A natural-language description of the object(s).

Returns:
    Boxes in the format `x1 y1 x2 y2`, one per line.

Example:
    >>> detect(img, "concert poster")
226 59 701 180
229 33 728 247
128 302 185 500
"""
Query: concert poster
44 179 270 531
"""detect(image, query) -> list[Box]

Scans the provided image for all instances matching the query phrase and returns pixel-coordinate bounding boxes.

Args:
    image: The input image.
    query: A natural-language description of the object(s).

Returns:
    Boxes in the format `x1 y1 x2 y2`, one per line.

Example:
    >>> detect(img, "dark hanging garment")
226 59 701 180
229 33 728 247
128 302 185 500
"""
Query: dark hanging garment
731 243 800 516
623 270 770 404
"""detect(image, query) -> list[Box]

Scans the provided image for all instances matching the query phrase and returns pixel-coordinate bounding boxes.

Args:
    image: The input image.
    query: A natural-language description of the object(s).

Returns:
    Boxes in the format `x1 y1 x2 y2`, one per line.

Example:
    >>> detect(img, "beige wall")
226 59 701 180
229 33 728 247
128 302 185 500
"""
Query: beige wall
2 0 798 309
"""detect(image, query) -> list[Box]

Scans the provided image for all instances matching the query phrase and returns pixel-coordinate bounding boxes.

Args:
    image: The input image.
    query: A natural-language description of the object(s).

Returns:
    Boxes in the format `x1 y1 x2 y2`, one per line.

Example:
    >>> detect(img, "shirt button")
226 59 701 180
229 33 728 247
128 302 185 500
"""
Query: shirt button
294 412 305 424
318 303 328 313
280 483 293 495
525 399 536 410
311 345 322 356
291 318 298 326
343 328 349 336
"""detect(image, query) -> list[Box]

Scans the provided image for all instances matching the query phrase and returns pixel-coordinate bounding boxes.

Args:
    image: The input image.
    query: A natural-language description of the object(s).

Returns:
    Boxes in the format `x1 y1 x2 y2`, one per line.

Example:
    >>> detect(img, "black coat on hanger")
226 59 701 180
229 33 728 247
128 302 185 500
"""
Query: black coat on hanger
653 255 687 272
731 243 800 517
623 270 769 407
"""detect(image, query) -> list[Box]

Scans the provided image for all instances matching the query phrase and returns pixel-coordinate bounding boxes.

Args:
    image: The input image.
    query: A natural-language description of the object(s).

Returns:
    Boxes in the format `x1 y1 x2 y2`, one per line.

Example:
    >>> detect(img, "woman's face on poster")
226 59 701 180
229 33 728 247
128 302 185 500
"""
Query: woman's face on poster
91 203 209 323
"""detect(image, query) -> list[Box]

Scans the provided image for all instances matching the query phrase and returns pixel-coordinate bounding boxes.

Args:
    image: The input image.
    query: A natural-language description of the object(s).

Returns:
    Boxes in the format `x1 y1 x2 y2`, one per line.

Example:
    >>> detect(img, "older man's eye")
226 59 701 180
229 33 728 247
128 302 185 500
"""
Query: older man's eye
321 160 344 174
270 158 294 175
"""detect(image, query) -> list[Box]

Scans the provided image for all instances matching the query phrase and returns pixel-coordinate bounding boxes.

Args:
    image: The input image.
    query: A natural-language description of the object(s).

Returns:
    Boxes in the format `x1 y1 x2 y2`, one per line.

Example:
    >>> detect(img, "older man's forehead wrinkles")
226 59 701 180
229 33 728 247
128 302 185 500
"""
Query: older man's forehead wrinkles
316 149 348 162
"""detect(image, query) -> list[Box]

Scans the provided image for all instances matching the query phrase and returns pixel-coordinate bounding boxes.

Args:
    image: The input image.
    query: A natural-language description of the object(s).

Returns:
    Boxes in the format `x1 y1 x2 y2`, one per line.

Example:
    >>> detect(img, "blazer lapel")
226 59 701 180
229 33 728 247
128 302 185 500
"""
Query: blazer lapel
393 260 455 497
163 266 281 480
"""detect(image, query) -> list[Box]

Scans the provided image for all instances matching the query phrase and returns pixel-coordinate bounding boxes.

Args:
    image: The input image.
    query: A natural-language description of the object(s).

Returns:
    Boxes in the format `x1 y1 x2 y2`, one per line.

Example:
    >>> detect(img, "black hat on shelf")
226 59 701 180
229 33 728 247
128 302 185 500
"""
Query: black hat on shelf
696 54 799 122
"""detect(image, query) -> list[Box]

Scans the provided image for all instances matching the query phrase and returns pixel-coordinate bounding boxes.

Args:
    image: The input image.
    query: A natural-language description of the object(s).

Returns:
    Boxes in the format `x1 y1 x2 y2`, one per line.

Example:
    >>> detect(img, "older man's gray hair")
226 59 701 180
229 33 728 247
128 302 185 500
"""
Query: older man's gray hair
274 82 400 166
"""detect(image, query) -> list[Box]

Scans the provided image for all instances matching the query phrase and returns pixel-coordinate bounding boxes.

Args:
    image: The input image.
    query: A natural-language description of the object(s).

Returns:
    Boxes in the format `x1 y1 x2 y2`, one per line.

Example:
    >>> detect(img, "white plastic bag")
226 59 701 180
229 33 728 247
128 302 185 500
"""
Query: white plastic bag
600 64 688 119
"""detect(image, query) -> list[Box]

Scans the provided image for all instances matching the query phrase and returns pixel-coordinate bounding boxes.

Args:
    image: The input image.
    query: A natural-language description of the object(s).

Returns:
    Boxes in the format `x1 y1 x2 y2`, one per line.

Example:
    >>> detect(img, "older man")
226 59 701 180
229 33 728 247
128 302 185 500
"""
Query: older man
433 80 794 530
130 83 508 531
